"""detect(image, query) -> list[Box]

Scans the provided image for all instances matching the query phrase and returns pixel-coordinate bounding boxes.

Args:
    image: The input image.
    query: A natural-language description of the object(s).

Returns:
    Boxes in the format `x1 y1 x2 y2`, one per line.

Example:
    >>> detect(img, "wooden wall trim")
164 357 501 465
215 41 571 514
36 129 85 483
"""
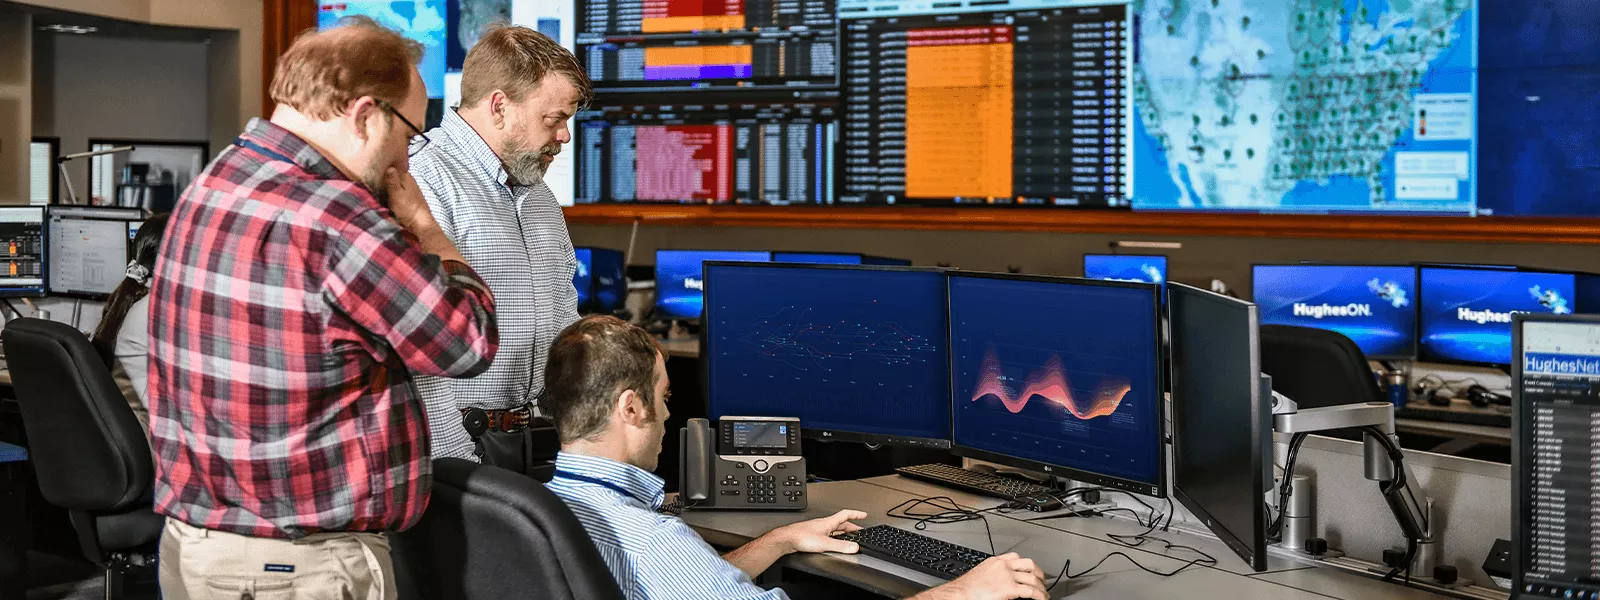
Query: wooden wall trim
261 0 317 116
564 204 1600 245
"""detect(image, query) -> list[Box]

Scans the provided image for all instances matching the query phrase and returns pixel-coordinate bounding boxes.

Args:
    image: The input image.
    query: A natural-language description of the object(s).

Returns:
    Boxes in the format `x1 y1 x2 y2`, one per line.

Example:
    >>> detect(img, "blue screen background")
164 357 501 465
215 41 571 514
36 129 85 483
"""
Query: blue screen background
1083 255 1167 288
655 250 771 320
1253 265 1419 359
573 248 592 309
773 252 863 265
590 249 626 313
705 265 949 441
1420 268 1577 365
949 277 1162 487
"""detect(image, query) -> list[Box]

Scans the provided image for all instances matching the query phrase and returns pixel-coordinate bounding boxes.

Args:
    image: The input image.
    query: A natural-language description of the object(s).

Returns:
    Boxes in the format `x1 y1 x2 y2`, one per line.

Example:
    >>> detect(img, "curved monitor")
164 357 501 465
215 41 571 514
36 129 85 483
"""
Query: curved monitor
703 263 951 447
947 272 1165 497
1169 282 1269 572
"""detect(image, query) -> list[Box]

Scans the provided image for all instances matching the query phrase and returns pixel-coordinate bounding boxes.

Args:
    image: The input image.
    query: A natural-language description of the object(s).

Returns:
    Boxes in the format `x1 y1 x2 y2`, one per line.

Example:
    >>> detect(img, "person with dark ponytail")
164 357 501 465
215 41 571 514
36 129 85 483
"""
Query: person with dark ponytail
91 212 169 432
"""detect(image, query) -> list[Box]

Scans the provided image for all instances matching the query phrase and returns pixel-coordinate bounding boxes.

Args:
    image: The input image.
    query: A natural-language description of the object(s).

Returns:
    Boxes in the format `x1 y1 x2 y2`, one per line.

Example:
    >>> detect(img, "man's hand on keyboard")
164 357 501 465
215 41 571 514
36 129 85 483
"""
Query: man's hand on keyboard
912 553 1050 600
772 509 868 555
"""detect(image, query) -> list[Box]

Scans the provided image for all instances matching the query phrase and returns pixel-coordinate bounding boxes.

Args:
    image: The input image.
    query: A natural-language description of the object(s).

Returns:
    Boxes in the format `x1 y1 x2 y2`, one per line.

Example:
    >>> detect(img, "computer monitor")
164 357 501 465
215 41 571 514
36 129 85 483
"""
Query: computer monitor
1252 264 1419 360
47 207 142 299
1168 282 1270 572
862 255 912 266
1083 254 1167 288
947 272 1165 497
1511 314 1600 600
772 252 863 265
703 263 950 447
837 0 1130 208
589 248 628 314
654 249 772 321
0 208 46 298
1419 266 1578 366
574 248 594 309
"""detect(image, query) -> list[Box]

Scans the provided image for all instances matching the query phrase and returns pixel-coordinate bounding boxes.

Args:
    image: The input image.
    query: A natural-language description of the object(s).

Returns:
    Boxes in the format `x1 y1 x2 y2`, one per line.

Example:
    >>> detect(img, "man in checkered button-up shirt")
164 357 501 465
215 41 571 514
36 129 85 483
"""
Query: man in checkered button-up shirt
148 20 499 600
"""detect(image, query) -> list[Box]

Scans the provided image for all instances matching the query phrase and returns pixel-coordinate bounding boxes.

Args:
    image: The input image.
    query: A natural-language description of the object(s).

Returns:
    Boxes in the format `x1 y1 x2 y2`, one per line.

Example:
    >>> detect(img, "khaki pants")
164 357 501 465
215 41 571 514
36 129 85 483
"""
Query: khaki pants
159 519 397 600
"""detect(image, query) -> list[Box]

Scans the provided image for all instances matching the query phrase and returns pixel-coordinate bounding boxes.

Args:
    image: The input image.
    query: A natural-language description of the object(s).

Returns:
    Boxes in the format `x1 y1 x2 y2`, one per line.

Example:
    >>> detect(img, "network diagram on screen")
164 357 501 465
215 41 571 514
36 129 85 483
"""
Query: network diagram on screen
317 0 1600 217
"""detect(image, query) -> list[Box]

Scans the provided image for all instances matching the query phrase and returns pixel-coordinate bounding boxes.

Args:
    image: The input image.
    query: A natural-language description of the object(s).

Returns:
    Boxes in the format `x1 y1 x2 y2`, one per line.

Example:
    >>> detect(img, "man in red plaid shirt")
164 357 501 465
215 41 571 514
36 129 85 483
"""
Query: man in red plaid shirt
147 19 499 600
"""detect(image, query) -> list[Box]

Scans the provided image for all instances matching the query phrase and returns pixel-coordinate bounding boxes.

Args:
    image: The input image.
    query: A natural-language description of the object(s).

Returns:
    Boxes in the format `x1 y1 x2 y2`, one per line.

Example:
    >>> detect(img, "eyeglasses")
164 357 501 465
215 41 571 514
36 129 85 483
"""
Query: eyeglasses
377 100 430 157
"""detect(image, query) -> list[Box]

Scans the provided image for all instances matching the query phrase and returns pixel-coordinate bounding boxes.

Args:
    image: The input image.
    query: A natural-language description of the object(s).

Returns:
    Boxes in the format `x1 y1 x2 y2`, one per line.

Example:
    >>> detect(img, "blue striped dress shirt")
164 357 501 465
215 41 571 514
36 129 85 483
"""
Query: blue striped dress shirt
546 452 789 600
410 108 581 461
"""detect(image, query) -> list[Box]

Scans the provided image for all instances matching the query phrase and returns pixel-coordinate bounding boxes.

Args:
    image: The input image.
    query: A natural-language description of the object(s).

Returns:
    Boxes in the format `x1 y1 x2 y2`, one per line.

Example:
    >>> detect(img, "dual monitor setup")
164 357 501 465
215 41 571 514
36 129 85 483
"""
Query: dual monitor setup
1252 263 1600 367
0 206 147 302
697 261 1272 569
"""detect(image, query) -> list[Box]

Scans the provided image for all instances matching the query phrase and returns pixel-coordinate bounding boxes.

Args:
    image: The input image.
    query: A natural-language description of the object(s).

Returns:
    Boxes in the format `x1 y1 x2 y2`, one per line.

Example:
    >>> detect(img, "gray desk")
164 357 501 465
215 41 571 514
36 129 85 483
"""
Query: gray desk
680 477 1451 599
1393 399 1511 450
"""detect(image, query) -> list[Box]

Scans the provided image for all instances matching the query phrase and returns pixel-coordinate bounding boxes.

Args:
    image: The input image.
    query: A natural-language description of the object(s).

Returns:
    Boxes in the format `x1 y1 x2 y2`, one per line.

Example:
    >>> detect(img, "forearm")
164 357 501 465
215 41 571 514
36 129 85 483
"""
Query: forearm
412 223 467 266
721 532 792 579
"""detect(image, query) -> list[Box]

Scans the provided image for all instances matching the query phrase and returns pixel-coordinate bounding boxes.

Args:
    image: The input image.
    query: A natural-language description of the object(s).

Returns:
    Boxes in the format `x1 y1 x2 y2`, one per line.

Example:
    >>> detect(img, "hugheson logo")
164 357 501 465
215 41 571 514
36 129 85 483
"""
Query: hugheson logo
685 278 704 291
1293 303 1372 319
1457 307 1516 324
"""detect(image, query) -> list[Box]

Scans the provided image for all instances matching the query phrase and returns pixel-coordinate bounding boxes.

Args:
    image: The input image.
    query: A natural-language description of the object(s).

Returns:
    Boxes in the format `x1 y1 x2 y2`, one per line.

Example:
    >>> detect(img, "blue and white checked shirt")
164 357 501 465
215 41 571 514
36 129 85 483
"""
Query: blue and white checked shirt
546 452 789 600
410 109 581 461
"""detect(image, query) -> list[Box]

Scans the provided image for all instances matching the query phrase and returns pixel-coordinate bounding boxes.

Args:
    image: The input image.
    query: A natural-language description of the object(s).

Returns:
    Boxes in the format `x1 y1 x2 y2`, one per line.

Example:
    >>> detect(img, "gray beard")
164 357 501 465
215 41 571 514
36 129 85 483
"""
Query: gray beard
502 139 554 186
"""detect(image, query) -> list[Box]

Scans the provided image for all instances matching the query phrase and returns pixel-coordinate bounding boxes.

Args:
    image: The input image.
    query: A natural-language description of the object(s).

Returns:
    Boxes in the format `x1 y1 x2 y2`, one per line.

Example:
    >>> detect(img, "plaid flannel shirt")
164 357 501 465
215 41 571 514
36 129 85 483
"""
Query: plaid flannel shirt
147 118 500 539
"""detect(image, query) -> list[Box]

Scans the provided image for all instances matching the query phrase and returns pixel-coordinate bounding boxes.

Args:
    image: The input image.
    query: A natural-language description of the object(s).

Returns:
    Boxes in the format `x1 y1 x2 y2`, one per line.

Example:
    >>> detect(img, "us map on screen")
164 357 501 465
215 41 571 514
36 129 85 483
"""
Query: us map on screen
1132 0 1476 214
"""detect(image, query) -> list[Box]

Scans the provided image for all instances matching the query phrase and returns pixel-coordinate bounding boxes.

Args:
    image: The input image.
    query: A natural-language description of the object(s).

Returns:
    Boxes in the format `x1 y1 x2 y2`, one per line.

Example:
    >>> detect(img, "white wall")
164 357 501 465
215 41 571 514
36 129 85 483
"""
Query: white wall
33 34 211 201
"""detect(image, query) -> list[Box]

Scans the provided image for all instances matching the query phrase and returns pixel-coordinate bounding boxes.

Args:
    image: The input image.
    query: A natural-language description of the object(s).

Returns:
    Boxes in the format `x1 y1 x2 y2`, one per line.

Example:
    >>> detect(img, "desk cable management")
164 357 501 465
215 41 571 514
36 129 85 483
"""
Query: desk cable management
886 489 1217 592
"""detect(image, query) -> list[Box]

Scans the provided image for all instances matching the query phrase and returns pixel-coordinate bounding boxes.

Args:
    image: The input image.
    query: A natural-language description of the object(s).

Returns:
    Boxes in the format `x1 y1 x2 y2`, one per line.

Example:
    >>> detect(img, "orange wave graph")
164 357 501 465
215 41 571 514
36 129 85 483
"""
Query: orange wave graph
970 347 1130 420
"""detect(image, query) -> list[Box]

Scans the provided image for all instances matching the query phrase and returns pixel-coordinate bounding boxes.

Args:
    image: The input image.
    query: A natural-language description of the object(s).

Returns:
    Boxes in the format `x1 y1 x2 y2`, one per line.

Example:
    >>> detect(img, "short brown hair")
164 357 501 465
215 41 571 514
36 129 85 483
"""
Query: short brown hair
459 25 593 109
269 17 424 121
541 316 664 443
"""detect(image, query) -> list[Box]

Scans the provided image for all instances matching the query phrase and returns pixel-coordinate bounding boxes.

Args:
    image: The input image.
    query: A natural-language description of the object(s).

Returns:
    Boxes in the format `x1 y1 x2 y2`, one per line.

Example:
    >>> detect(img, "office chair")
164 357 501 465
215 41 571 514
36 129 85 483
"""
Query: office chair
1259 325 1386 410
1 319 161 599
391 458 626 600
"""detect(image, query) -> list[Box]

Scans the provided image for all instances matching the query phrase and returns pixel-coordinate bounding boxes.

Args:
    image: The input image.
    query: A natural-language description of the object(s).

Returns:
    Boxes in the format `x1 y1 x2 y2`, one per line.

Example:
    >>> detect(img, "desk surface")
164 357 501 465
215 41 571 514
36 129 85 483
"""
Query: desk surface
1393 399 1511 444
680 476 1453 599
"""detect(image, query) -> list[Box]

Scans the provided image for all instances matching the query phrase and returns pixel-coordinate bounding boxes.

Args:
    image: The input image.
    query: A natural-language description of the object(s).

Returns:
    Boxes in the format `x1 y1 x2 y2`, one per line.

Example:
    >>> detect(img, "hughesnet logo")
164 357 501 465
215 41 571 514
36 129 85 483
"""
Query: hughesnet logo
1525 354 1600 376
684 278 704 291
1293 303 1372 319
1456 307 1518 325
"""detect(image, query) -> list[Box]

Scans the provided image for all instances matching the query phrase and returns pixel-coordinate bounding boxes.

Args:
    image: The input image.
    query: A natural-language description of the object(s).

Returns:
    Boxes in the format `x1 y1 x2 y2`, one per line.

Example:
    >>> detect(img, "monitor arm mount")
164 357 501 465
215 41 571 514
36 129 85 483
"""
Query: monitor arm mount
1272 401 1436 580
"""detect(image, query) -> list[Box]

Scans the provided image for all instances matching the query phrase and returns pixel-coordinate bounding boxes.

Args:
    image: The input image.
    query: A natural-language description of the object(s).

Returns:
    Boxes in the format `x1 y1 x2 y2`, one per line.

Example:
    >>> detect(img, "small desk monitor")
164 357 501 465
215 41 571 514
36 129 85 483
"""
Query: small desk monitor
1252 263 1419 360
1511 314 1600 600
1083 254 1167 288
0 207 46 298
589 248 627 314
574 248 594 309
1169 282 1270 572
1419 266 1577 366
704 262 950 448
655 249 772 321
47 206 143 299
948 272 1165 497
772 252 864 265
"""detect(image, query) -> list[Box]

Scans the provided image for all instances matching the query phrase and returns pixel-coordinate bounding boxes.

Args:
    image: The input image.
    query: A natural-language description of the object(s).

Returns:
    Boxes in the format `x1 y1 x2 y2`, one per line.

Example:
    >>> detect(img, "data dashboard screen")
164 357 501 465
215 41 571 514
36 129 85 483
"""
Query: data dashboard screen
1514 318 1600 600
578 0 837 91
838 0 1131 207
1131 0 1477 214
576 101 837 204
948 274 1163 495
0 208 45 298
705 264 950 443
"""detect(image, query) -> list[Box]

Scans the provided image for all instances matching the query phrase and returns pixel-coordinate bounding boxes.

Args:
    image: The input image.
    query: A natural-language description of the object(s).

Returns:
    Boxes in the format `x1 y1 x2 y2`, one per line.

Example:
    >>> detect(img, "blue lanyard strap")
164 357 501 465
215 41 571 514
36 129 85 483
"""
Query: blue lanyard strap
552 469 645 504
233 138 298 167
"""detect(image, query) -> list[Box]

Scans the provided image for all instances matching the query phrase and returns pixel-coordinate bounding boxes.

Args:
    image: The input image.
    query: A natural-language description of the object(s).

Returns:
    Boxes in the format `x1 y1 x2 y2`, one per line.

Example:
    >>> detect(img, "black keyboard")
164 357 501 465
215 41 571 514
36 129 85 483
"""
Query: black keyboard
1395 405 1511 428
835 525 991 580
896 463 1056 502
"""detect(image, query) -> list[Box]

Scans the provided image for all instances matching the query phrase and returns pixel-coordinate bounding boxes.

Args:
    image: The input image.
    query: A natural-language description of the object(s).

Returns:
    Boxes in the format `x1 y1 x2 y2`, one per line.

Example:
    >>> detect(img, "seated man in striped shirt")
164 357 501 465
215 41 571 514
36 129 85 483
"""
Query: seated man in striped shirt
409 25 591 469
543 316 1049 600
